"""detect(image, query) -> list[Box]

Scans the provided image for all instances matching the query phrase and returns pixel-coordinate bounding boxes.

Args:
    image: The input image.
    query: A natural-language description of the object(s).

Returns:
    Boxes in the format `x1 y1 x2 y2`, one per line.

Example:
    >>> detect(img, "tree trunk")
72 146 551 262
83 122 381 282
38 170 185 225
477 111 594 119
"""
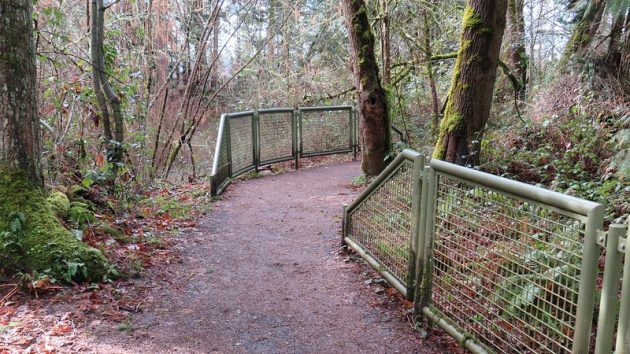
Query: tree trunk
91 0 124 175
559 0 607 67
0 0 43 188
506 0 527 100
422 6 441 137
379 0 391 85
0 0 110 281
619 19 630 83
342 0 391 176
433 0 508 166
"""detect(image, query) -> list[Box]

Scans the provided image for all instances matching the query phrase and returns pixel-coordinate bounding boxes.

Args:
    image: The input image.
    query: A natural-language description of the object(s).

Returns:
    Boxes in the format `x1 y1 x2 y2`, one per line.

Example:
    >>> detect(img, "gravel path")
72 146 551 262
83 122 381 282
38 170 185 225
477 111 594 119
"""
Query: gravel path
79 162 451 353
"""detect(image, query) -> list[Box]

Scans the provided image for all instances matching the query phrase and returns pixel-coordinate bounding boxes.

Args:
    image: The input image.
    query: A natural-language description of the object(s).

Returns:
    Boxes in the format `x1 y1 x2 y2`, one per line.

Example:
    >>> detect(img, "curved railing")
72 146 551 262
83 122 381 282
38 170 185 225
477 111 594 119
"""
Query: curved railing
210 105 406 196
344 149 630 354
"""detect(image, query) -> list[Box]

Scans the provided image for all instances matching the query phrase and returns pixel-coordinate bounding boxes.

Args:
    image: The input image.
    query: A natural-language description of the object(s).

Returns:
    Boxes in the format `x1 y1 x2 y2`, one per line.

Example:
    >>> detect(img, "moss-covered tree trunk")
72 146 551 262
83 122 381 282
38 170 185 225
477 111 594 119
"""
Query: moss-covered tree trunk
559 0 607 68
0 1 44 188
507 0 527 100
433 0 508 166
620 13 630 83
0 1 110 282
342 0 391 176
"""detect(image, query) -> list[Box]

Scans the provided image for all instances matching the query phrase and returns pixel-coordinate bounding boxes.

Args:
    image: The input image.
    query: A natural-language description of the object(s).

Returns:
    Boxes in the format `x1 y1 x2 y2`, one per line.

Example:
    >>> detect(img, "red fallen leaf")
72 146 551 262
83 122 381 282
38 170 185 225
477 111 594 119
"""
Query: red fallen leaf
95 153 105 167
49 323 72 336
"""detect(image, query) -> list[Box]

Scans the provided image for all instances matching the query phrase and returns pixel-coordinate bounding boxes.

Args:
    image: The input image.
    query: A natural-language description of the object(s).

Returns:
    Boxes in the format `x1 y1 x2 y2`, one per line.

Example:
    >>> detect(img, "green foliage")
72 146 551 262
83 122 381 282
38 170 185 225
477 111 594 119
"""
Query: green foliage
483 111 630 221
352 174 368 186
68 202 96 226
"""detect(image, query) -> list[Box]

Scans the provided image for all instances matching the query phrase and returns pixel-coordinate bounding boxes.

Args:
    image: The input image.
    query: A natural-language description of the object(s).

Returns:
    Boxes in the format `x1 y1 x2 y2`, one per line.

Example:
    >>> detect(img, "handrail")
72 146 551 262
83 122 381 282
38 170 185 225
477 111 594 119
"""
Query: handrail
346 149 420 213
210 105 360 196
344 149 616 353
430 159 601 216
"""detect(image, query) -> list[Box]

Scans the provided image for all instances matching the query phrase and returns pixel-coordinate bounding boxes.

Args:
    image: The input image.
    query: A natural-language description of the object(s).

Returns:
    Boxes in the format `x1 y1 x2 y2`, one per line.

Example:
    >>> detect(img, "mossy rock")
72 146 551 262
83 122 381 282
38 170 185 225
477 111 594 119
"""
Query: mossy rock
69 202 96 226
47 191 70 219
0 169 111 282
68 185 89 201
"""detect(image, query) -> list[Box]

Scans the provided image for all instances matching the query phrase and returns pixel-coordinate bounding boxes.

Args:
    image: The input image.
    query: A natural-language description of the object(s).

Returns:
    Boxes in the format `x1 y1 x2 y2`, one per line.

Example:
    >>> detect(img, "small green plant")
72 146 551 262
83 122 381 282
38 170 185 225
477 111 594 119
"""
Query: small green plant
352 174 368 186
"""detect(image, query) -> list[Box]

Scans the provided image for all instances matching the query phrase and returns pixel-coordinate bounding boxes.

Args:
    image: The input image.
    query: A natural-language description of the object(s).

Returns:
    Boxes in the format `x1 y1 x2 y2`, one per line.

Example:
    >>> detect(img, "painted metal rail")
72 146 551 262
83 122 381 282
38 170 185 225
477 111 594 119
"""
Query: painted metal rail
344 149 629 354
210 105 406 196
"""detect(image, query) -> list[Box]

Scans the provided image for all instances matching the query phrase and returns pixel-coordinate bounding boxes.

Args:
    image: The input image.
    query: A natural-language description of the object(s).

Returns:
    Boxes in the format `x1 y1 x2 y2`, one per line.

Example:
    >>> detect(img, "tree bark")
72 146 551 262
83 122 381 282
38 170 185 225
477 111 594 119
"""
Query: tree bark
433 0 508 166
506 0 527 100
422 5 441 136
0 0 110 281
379 0 391 85
342 0 390 176
621 14 630 82
91 0 124 174
0 0 43 188
559 0 607 67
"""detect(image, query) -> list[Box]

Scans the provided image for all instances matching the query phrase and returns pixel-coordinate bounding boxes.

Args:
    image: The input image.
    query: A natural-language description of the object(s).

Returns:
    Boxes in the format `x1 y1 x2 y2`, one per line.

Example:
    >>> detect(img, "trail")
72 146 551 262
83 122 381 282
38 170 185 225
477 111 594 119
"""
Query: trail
80 162 450 353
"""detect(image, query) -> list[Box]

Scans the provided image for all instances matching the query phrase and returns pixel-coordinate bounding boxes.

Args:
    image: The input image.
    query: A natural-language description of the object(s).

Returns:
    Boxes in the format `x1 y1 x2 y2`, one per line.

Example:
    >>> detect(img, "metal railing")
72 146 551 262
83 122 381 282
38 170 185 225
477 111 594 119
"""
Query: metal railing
343 150 425 300
344 148 630 354
210 105 406 196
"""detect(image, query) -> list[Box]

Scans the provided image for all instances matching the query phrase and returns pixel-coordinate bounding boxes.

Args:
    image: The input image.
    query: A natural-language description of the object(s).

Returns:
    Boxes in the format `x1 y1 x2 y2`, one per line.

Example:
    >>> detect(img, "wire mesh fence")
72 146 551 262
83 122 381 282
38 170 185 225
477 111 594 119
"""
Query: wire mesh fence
210 105 358 196
229 113 255 175
211 115 231 195
343 150 617 353
259 109 294 164
300 107 352 157
347 160 415 286
429 172 586 353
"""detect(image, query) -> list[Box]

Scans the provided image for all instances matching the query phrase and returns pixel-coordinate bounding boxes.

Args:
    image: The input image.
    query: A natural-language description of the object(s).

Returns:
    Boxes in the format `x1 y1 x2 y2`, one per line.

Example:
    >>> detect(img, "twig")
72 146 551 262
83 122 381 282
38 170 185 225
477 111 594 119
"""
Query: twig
0 286 18 305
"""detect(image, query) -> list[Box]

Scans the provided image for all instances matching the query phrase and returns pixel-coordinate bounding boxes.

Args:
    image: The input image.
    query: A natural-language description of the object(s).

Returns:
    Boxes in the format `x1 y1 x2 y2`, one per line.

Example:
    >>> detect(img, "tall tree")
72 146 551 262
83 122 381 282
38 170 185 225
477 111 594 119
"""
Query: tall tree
91 0 125 178
559 0 608 67
506 0 527 100
0 0 109 281
342 0 391 176
433 0 508 166
0 0 43 187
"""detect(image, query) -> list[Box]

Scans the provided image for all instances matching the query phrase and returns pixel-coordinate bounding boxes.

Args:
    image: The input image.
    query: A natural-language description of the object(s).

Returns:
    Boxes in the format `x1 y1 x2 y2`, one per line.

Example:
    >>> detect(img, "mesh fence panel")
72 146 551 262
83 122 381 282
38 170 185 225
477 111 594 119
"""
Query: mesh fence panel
348 161 414 284
229 115 254 174
301 109 351 155
430 173 587 354
259 111 293 163
213 119 231 192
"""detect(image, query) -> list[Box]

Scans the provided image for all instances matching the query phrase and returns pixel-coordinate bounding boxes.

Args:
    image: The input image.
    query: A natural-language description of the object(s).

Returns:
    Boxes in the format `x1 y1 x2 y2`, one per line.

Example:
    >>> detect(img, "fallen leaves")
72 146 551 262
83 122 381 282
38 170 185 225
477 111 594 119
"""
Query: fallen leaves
0 181 214 353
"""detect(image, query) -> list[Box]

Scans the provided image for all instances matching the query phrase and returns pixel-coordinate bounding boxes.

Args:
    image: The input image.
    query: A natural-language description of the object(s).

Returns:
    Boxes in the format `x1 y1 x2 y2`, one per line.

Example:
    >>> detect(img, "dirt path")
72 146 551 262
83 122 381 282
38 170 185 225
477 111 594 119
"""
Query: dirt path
79 162 451 353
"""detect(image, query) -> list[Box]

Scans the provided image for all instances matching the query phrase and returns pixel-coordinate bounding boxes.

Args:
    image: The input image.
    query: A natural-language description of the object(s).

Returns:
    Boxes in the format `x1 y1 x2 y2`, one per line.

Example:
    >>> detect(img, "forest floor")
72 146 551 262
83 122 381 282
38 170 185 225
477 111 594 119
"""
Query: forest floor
1 160 460 353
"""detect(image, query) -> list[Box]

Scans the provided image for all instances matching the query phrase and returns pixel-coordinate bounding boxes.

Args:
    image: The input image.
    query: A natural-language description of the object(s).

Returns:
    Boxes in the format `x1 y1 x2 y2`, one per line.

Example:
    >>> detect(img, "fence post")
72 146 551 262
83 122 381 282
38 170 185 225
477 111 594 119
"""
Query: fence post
414 166 435 319
341 204 348 247
253 111 260 171
226 115 233 178
298 108 304 161
572 205 605 353
293 108 299 170
406 155 425 301
595 224 625 353
616 219 630 353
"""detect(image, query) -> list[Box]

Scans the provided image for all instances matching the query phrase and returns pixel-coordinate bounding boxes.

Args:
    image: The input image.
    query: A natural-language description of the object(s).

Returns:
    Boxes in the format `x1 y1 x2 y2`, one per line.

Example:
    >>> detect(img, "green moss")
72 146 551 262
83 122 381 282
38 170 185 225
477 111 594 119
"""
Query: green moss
462 6 492 35
100 223 130 243
47 191 70 219
0 169 110 282
69 202 96 226
462 6 482 29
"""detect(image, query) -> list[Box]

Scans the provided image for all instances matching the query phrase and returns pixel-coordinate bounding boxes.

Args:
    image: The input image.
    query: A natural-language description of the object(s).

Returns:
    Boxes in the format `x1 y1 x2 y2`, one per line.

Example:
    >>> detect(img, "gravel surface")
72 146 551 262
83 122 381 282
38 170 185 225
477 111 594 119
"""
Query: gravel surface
77 162 453 353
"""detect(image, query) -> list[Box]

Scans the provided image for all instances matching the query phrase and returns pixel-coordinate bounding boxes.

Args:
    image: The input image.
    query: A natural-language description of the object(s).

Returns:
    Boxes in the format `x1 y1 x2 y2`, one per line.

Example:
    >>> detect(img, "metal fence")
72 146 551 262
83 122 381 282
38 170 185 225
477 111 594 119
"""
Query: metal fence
344 149 630 354
210 105 406 196
343 150 425 299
